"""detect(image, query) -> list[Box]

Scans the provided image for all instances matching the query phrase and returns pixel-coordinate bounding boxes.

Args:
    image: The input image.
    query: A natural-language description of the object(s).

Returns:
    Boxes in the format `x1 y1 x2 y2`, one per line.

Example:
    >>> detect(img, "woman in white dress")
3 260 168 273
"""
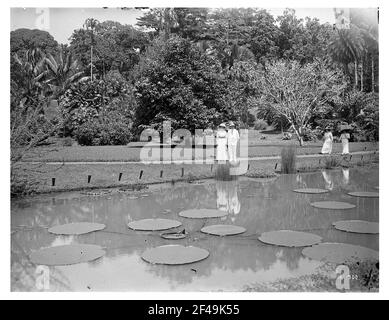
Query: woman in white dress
340 129 350 155
216 123 228 163
321 127 333 154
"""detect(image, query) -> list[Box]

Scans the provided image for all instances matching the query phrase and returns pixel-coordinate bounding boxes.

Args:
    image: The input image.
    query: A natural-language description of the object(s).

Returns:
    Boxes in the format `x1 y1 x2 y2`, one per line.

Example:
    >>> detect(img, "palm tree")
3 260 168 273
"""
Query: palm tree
83 18 100 81
328 26 365 89
12 48 47 102
43 49 84 98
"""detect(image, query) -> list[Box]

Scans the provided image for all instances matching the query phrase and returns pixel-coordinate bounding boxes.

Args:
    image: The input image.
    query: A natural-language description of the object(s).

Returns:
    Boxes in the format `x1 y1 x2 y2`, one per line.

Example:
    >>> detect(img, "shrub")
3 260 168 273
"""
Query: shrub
74 116 132 146
254 119 269 131
281 146 296 174
324 156 341 169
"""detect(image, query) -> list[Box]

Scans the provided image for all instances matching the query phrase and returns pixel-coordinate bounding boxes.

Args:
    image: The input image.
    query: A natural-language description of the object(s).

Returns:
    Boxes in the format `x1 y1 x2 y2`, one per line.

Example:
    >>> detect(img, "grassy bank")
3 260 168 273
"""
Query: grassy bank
21 142 378 163
12 151 379 196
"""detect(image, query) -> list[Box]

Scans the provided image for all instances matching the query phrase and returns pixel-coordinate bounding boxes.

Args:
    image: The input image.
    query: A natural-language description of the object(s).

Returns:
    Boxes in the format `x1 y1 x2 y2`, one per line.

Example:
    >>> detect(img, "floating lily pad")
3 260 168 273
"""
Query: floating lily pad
142 245 209 265
179 209 227 219
128 219 182 231
293 188 329 194
48 222 106 235
258 230 322 247
348 191 379 198
333 220 379 234
302 243 379 263
201 225 246 236
161 232 187 240
30 244 105 266
311 201 356 210
81 190 111 196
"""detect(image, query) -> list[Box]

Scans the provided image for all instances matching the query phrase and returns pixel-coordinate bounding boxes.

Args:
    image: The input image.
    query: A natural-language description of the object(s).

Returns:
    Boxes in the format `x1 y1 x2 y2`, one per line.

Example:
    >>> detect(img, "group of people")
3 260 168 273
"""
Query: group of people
216 121 240 163
321 126 351 155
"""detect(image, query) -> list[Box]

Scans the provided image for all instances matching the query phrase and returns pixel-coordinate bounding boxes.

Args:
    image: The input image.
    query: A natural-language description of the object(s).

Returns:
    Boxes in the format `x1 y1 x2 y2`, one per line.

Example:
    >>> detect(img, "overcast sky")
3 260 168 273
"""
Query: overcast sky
10 7 337 44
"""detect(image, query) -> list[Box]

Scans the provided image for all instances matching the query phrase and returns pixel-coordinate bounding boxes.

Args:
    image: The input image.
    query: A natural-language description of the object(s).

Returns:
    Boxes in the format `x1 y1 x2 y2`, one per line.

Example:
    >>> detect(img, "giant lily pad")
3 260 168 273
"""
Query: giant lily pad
333 220 379 234
293 188 329 194
201 225 246 236
48 222 106 235
179 209 227 219
258 230 322 247
142 245 209 265
161 232 187 240
30 244 105 266
128 219 182 231
348 191 379 198
311 201 356 210
302 243 378 263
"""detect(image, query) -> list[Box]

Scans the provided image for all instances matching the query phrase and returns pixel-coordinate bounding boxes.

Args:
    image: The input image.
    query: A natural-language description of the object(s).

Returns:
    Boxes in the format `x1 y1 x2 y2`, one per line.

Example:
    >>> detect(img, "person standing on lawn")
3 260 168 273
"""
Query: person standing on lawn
321 126 333 154
216 123 228 163
340 128 351 155
227 121 240 163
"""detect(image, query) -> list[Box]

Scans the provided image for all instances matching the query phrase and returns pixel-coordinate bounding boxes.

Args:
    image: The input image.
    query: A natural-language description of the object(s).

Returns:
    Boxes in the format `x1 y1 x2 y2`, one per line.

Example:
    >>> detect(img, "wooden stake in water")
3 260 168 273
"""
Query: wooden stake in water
119 173 123 181
160 170 163 178
51 178 55 187
139 170 143 180
87 175 92 184
274 163 278 170
181 168 184 177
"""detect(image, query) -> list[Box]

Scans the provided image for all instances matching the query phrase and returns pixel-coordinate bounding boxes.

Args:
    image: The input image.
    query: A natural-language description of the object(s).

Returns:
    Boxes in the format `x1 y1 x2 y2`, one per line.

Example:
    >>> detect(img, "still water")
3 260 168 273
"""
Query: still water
11 166 379 291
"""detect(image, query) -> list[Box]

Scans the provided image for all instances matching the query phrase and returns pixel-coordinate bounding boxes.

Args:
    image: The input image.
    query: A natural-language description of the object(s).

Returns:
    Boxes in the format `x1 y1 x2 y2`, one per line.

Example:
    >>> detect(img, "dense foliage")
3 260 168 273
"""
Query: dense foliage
10 8 379 149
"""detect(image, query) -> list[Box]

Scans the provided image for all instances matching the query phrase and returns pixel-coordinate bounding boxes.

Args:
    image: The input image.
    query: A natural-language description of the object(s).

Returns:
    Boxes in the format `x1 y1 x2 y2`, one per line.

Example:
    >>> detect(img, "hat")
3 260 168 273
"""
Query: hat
229 121 235 127
219 123 226 128
325 126 332 130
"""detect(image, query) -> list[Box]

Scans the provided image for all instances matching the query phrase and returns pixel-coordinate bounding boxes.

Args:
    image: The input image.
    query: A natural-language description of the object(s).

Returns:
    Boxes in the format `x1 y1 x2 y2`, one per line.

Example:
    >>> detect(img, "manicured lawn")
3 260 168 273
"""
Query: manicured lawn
22 141 378 163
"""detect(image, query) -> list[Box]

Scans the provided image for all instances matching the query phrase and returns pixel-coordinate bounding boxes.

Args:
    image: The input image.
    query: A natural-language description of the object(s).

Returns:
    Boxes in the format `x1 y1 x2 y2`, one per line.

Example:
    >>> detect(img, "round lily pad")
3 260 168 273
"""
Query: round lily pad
142 245 209 265
30 244 105 266
201 225 246 236
293 188 329 194
161 232 187 240
348 191 379 198
48 222 106 235
128 219 182 231
302 243 378 263
333 220 379 234
311 201 356 210
81 190 111 196
179 209 227 219
258 230 322 247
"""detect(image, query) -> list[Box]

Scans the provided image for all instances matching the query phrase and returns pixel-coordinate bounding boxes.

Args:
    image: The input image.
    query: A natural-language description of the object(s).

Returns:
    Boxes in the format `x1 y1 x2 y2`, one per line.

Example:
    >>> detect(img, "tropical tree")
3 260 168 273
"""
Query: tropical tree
258 60 346 145
83 18 100 81
328 26 365 90
43 49 84 99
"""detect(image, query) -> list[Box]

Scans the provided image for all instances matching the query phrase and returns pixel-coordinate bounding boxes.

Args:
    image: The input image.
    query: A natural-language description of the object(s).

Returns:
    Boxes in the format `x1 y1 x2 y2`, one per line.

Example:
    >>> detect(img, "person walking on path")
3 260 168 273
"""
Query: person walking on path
321 126 333 154
340 129 351 155
216 123 228 163
227 121 240 163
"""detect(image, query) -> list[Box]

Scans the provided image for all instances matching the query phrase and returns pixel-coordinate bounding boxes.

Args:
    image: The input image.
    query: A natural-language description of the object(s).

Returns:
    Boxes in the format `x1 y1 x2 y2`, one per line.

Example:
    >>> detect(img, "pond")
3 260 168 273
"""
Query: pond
11 166 379 291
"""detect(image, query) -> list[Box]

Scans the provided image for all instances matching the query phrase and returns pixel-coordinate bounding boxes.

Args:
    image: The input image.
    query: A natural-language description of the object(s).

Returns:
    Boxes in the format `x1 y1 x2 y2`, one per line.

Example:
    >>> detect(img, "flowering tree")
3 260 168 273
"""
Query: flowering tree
258 60 346 145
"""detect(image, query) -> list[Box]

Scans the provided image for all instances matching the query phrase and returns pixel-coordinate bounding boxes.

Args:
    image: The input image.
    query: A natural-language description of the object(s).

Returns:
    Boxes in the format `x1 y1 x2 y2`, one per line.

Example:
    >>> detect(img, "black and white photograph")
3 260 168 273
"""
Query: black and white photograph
2 0 387 302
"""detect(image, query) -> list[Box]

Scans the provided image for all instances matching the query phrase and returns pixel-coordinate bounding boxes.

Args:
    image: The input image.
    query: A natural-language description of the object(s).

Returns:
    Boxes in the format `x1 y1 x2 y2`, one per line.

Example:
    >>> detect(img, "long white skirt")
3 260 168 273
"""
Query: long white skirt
321 140 333 154
342 139 349 154
216 140 228 161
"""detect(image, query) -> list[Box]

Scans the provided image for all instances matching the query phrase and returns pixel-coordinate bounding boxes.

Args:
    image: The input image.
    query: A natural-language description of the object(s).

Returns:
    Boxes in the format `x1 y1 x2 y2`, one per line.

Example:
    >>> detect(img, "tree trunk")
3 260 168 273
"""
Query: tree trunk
371 54 375 92
90 45 93 82
354 60 358 90
361 59 364 92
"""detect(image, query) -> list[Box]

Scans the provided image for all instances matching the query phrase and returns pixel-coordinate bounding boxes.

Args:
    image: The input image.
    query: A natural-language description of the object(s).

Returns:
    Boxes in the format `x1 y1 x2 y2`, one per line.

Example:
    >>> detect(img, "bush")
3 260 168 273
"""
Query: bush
324 156 341 169
74 116 132 146
254 119 269 131
281 146 296 174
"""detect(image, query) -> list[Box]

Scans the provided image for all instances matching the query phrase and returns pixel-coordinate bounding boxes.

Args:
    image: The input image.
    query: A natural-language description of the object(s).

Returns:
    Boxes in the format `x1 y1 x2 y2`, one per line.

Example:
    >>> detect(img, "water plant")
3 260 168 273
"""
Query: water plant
280 146 296 174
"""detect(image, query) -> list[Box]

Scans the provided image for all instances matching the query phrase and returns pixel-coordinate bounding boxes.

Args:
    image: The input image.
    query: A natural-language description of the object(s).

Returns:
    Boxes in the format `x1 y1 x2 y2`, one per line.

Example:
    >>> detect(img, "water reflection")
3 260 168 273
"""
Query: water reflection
11 167 379 291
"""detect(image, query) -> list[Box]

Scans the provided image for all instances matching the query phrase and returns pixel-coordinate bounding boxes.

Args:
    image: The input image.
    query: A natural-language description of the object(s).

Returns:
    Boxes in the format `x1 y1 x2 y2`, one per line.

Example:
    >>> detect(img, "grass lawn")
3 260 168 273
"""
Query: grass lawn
22 141 378 163
13 151 379 195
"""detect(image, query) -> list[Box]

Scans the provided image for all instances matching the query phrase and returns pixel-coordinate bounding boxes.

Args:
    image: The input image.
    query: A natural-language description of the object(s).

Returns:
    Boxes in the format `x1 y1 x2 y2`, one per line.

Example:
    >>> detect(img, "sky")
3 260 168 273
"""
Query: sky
10 7 338 44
